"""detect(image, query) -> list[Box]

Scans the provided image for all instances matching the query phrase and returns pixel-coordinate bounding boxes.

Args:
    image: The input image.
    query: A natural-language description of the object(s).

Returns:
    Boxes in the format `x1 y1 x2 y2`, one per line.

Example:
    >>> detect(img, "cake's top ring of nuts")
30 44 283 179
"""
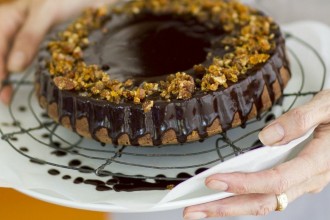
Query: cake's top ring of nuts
47 0 277 112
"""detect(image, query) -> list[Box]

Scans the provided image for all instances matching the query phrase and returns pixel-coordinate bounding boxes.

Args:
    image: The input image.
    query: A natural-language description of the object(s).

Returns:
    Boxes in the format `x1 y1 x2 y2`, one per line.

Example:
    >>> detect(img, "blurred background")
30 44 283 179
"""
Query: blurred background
255 0 330 25
0 0 329 220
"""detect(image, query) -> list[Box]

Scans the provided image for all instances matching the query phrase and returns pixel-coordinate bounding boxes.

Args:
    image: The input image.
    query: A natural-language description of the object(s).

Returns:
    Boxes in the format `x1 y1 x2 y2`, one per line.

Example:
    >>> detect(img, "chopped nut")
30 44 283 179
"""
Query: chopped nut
134 96 141 104
142 100 154 113
81 38 89 47
166 184 175 190
94 81 105 90
124 79 133 87
249 54 270 65
160 72 195 100
73 47 83 59
193 64 206 74
143 82 159 95
136 88 146 100
54 76 76 90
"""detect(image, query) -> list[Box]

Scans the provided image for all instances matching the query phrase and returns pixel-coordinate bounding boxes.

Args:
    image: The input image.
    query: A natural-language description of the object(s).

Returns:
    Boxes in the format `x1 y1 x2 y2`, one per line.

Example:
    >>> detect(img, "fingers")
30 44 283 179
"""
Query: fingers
186 91 330 219
7 2 56 72
184 171 330 219
184 194 277 219
0 39 10 104
206 127 330 195
206 155 321 195
0 50 12 105
282 171 330 207
259 90 330 146
0 2 26 104
0 82 13 105
0 28 13 105
4 0 115 74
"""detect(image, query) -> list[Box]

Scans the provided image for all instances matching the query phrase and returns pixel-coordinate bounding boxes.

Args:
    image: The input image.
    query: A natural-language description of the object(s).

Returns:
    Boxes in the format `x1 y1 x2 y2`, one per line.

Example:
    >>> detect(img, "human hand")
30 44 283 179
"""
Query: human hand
184 90 330 219
0 0 114 104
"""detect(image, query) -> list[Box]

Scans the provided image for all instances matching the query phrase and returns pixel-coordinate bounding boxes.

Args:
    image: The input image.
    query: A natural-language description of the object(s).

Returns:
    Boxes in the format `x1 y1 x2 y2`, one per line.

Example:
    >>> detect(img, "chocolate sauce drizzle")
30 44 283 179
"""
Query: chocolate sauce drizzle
48 169 60 176
42 146 210 192
48 167 193 192
36 13 290 146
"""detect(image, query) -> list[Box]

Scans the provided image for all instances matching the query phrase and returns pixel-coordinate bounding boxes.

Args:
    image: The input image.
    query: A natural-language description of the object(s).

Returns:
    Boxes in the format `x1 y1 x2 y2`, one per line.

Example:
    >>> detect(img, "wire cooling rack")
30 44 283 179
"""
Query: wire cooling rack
0 33 326 192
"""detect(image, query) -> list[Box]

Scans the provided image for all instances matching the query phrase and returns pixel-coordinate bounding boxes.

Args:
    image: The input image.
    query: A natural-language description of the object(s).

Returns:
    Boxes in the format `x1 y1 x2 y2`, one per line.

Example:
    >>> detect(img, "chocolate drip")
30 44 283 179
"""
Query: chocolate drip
69 159 82 167
48 169 60 176
51 150 67 157
62 175 71 180
215 89 236 131
19 147 29 152
151 105 166 146
74 177 84 184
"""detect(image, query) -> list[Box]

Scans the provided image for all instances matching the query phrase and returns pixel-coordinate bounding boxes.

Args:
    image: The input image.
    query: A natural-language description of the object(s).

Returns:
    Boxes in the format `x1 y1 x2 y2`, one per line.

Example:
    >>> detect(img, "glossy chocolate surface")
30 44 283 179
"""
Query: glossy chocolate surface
36 13 290 146
84 14 221 84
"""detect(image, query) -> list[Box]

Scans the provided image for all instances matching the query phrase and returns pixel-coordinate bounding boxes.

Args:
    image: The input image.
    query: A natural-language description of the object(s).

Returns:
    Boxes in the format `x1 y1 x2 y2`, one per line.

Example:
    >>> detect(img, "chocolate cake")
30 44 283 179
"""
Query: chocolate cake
35 0 291 146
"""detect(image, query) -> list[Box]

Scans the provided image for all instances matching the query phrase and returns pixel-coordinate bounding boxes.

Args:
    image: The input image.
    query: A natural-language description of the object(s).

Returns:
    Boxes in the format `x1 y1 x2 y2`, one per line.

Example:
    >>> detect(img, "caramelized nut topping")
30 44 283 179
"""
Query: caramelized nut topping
166 184 175 190
53 76 76 90
47 0 277 105
160 73 195 100
142 100 154 113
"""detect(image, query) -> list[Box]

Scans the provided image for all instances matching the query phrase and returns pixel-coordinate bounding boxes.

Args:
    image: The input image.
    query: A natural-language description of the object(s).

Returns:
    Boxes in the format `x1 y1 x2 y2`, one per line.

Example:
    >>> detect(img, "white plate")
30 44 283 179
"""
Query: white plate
1 21 330 212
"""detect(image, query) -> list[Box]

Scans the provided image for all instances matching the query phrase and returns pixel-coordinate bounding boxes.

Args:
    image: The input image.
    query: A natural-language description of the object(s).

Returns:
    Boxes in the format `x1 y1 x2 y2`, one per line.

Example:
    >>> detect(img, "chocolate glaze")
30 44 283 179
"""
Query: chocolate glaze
69 159 82 167
12 121 21 127
109 173 191 192
51 141 62 148
48 169 60 176
84 14 218 83
42 133 50 139
10 137 18 141
19 147 29 152
265 113 276 123
195 168 208 175
36 13 290 146
41 112 50 119
74 177 84 184
18 106 27 112
75 173 191 192
51 150 67 157
62 175 71 180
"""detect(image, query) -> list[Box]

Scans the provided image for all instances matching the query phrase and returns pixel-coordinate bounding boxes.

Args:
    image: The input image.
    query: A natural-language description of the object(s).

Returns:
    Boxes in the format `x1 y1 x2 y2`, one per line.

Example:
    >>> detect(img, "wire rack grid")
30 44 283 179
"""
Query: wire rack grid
0 33 326 192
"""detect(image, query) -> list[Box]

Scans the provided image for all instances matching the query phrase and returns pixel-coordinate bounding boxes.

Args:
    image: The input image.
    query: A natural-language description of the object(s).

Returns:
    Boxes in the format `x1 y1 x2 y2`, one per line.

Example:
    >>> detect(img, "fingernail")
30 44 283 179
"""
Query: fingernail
8 51 26 72
184 212 207 220
259 122 285 146
0 86 12 105
207 180 228 191
0 91 8 105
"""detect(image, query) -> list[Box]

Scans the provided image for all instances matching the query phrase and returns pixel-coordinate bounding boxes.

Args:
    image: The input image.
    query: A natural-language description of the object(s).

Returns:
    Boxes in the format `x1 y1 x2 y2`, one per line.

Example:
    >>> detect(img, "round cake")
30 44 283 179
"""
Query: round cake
35 0 291 146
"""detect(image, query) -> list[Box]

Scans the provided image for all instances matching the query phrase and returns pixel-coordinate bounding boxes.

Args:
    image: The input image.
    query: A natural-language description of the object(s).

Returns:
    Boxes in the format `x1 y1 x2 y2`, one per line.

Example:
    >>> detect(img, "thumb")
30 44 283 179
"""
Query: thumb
258 90 330 146
7 3 56 72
